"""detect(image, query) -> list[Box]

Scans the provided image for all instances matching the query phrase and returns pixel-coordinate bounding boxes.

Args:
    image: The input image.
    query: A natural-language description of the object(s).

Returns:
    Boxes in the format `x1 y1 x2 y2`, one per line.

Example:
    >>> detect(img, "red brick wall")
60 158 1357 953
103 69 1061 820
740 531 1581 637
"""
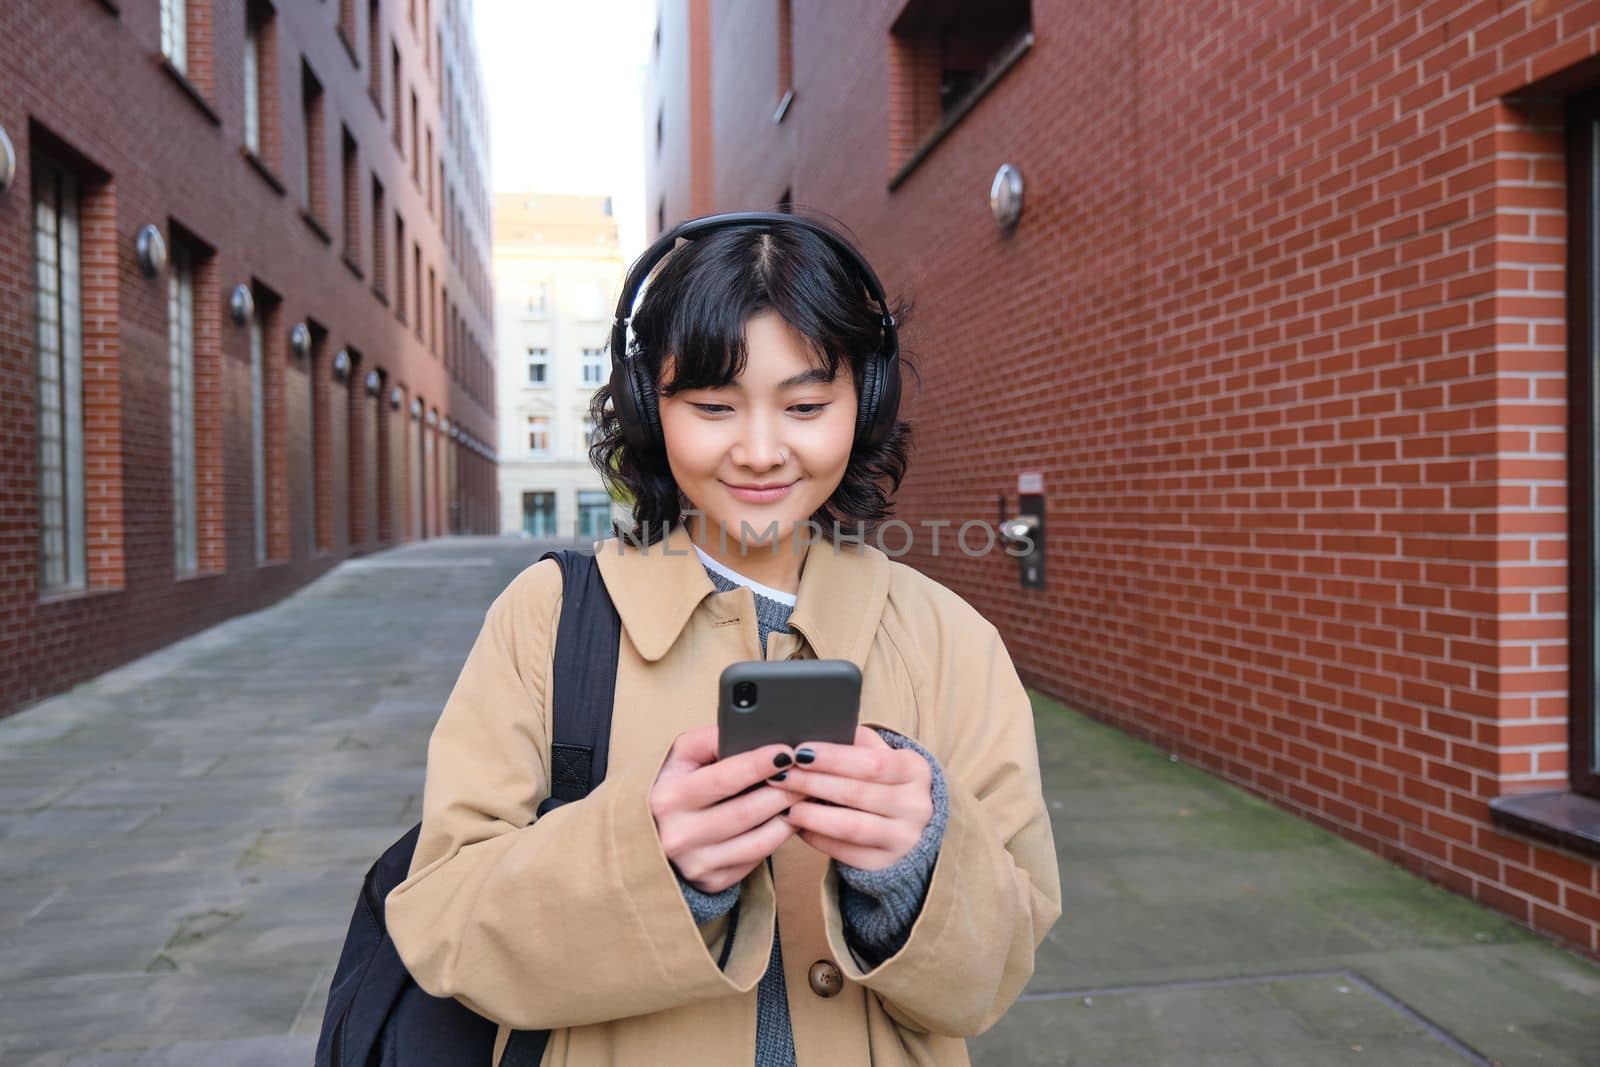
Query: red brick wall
0 0 495 716
677 0 1600 958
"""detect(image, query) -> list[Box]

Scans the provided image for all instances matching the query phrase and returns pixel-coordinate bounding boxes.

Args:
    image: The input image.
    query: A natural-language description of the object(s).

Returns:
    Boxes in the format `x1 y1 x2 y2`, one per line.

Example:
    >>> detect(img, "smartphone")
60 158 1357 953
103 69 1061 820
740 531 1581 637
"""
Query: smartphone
717 658 861 761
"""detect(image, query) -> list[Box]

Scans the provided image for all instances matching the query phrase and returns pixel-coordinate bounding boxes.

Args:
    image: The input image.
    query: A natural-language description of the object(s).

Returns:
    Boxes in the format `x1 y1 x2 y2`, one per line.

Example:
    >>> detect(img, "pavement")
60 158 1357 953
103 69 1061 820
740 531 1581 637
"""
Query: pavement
0 536 1597 1066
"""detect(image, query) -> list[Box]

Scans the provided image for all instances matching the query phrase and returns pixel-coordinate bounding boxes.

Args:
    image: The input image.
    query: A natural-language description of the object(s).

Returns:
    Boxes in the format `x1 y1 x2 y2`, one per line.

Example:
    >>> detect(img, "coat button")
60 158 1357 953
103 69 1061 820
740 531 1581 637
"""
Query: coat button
808 959 844 997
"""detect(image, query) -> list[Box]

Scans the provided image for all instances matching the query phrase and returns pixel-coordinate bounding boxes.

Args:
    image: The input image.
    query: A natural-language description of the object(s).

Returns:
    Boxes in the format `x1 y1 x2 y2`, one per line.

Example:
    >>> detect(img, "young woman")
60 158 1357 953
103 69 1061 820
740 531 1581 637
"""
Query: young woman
384 212 1062 1066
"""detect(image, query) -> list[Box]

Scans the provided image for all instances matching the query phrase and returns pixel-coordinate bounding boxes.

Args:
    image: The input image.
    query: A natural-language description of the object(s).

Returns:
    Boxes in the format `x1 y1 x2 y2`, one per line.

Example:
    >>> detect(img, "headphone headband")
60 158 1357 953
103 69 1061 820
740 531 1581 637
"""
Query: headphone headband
608 210 902 454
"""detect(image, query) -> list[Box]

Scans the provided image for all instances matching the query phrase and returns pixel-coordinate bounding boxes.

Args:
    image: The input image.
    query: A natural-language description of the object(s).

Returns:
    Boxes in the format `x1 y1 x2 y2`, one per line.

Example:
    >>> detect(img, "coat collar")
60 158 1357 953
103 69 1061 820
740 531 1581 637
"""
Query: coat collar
592 521 890 668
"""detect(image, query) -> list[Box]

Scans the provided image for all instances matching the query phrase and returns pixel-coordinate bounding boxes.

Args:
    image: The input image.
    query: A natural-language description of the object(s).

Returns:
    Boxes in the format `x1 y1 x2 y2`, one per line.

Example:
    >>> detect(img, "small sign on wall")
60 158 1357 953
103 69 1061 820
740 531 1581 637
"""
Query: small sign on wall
1017 471 1044 494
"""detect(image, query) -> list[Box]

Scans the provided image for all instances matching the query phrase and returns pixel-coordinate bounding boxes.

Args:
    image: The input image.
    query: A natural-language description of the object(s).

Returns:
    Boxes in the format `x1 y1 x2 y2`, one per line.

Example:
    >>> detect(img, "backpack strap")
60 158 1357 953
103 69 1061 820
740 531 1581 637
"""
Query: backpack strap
501 549 622 1066
536 548 620 810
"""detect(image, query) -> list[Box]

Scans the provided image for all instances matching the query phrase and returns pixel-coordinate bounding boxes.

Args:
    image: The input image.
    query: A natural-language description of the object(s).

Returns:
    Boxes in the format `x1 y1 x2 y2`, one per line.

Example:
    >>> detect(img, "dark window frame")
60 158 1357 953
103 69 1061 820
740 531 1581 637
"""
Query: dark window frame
1570 87 1600 800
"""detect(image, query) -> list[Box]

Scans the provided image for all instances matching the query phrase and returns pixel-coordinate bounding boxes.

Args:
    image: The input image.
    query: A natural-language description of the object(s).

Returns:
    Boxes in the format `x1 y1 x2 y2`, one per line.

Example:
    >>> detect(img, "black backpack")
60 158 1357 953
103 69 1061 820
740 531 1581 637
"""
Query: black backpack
315 548 621 1067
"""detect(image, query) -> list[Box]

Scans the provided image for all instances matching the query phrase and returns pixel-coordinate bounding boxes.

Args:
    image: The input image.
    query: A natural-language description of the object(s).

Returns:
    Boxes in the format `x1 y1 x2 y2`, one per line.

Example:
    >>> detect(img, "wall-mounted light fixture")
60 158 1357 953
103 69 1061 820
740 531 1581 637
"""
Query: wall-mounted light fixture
365 370 381 396
989 163 1024 231
449 425 460 440
389 386 403 410
0 123 15 194
332 348 352 381
441 416 451 435
229 284 254 325
410 398 422 420
425 408 438 428
289 322 312 359
136 224 167 276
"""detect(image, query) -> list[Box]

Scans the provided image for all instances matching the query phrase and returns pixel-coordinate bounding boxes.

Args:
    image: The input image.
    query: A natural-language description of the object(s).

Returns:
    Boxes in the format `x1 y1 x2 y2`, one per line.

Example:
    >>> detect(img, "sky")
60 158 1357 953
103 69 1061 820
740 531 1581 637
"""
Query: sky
473 0 656 258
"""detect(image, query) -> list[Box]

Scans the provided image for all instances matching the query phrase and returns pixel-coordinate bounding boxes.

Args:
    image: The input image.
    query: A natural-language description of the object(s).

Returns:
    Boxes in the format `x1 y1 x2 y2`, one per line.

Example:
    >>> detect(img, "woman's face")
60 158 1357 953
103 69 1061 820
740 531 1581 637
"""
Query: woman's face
659 309 858 550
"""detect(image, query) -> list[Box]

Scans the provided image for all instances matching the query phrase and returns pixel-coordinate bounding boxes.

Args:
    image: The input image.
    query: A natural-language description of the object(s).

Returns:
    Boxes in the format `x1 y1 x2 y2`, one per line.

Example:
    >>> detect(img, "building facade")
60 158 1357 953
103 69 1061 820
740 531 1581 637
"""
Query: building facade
492 193 622 541
644 0 1600 958
0 0 495 718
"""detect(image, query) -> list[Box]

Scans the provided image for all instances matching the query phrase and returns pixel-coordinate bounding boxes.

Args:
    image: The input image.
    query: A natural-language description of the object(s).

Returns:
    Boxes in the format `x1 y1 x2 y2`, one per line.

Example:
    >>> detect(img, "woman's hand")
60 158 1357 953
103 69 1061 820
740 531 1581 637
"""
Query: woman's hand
650 724 797 894
771 726 934 871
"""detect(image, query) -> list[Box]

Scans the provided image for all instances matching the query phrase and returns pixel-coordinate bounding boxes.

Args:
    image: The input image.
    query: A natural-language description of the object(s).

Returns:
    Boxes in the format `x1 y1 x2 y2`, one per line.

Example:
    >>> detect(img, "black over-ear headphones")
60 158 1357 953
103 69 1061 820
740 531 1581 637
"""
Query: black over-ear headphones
607 211 901 455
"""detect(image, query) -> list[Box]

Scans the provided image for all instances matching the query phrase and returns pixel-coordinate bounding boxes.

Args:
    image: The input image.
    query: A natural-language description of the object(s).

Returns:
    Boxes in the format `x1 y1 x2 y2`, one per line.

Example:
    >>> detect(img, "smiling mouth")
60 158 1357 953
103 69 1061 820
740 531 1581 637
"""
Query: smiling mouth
722 479 799 501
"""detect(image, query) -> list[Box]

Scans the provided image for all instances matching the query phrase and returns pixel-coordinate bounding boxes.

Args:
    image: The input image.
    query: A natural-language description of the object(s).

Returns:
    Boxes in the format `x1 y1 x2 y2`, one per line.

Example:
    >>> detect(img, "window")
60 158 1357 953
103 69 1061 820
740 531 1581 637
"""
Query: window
395 212 407 321
1570 88 1600 800
243 13 262 152
657 197 665 236
249 295 267 564
168 238 197 574
888 0 1031 182
413 242 423 339
307 321 324 553
410 89 420 185
391 44 404 147
301 61 327 223
33 160 86 593
775 0 794 121
526 347 549 385
243 2 277 165
371 175 387 295
342 128 360 262
522 490 556 537
368 0 383 102
777 186 793 213
428 265 437 353
578 489 611 538
526 415 550 454
581 346 605 386
655 105 663 154
161 0 188 74
339 0 358 46
526 282 548 316
426 126 434 214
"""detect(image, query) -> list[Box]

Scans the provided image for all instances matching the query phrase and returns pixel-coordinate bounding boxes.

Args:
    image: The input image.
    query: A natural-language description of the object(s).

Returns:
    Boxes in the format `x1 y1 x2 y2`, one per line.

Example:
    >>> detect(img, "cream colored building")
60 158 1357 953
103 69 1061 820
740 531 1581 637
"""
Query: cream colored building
493 193 623 540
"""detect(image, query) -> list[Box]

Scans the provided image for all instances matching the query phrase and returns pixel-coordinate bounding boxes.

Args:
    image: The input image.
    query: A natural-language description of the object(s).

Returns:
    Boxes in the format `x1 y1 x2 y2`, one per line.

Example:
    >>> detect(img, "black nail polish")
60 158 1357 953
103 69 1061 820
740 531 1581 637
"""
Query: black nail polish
769 770 788 782
795 747 815 765
773 752 792 768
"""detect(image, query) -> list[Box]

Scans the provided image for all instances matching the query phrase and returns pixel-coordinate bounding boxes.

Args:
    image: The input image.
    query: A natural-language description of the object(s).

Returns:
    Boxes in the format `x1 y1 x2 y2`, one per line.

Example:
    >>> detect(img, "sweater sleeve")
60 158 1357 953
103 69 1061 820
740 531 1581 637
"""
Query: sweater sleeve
833 728 948 968
678 870 741 924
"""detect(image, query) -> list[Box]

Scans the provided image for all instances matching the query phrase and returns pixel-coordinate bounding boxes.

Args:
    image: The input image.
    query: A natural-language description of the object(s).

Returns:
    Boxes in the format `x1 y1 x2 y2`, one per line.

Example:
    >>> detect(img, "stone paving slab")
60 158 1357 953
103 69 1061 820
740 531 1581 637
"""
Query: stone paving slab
0 535 1596 1065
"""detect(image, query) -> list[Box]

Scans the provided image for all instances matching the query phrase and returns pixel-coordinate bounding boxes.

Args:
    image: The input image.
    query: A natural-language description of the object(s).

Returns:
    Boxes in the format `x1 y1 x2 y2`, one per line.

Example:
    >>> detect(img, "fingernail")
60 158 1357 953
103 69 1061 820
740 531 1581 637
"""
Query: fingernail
795 748 815 765
773 752 792 768
769 770 789 782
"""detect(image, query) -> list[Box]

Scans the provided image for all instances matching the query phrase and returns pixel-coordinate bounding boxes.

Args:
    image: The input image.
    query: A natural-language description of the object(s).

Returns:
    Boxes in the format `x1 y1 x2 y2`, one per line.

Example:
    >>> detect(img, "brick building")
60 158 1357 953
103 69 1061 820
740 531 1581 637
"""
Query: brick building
644 0 1600 958
0 0 495 718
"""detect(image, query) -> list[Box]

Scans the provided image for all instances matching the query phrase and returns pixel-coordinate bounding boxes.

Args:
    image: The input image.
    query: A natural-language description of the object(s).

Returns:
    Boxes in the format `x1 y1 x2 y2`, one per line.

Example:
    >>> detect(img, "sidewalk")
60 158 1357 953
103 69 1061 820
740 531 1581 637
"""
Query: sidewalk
977 698 1600 1065
0 536 1595 1065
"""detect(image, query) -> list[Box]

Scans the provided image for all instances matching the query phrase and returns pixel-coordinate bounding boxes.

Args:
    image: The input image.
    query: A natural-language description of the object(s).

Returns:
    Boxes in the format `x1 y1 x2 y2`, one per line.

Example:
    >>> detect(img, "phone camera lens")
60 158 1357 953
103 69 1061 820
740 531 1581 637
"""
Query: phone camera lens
733 681 757 709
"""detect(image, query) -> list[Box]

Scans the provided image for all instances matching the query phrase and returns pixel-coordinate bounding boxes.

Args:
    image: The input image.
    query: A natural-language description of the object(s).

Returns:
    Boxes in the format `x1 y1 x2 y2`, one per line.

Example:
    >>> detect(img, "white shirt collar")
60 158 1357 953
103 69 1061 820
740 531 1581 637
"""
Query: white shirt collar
690 541 798 607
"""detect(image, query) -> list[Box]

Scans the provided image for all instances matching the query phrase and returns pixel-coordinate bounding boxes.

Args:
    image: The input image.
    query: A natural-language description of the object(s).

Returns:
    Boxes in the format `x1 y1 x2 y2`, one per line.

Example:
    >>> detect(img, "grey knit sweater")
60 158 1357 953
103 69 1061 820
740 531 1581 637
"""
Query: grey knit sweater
677 560 950 1065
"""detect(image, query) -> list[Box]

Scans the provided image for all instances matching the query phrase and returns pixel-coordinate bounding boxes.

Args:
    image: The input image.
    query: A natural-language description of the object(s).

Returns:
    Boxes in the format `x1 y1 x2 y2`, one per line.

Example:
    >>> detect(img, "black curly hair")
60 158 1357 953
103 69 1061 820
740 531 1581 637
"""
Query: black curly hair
587 210 920 548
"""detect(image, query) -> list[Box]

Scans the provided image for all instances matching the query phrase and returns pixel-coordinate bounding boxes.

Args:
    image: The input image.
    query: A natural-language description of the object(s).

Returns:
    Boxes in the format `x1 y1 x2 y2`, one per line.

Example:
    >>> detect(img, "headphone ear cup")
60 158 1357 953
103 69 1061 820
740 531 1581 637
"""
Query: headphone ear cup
871 352 900 448
855 355 883 449
631 357 664 451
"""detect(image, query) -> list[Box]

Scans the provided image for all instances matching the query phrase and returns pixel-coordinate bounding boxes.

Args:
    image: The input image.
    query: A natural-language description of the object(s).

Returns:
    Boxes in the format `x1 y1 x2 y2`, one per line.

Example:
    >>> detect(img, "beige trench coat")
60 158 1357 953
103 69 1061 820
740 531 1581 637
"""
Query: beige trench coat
384 521 1062 1065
